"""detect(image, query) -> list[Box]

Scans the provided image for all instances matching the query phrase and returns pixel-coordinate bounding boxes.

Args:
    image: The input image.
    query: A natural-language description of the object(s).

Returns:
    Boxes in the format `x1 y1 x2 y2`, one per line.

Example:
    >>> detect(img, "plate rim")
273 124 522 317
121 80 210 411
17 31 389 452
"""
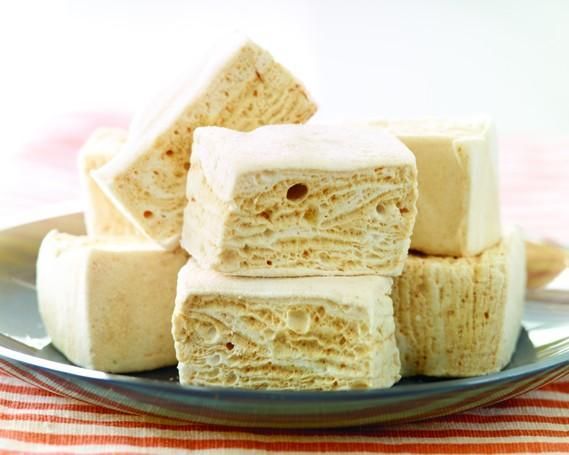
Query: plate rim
1 332 568 403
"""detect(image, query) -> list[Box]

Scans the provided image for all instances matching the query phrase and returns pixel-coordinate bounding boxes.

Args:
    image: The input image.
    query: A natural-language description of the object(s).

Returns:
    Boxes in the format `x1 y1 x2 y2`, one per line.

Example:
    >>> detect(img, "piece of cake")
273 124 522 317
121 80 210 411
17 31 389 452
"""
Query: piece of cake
78 128 145 238
93 34 317 249
36 230 187 373
392 229 526 377
172 260 401 390
371 117 501 257
182 124 418 277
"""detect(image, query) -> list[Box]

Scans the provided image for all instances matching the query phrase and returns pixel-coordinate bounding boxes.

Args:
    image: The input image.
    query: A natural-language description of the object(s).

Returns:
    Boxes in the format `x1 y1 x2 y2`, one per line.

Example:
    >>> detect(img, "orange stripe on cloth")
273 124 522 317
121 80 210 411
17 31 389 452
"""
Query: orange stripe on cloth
492 398 569 409
1 411 569 434
1 430 569 453
443 414 569 425
0 383 62 397
540 381 569 393
0 398 123 415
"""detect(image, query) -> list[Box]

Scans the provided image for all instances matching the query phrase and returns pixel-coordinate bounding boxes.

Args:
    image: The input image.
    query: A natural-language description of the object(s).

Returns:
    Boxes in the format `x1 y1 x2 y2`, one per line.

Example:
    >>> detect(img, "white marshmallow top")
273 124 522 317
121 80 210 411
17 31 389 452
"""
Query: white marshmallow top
177 260 393 312
43 230 166 254
192 124 416 201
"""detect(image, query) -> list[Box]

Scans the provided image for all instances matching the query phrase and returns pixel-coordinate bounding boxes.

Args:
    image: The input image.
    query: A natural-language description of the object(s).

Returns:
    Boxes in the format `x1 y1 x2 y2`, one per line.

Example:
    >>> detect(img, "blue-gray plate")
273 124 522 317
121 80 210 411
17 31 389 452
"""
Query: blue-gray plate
0 212 567 428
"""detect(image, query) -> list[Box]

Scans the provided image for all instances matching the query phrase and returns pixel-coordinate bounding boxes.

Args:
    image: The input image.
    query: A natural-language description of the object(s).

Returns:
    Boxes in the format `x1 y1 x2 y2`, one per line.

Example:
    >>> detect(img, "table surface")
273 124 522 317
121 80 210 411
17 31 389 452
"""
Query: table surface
0 113 567 454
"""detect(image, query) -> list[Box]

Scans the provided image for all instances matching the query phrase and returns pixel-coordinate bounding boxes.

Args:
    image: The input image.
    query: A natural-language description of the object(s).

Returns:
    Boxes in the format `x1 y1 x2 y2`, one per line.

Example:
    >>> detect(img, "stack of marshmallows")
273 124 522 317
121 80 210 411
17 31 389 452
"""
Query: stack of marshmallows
36 33 525 390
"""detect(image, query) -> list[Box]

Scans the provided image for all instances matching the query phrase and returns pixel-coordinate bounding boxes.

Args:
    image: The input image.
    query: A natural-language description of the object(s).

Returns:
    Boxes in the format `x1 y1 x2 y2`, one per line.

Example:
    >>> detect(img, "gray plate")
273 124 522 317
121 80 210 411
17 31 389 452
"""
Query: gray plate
0 212 568 428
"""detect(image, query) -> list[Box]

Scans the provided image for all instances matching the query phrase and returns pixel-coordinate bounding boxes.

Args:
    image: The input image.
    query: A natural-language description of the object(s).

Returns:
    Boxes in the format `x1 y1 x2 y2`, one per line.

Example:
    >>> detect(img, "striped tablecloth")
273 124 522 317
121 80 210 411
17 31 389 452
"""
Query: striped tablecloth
0 113 568 453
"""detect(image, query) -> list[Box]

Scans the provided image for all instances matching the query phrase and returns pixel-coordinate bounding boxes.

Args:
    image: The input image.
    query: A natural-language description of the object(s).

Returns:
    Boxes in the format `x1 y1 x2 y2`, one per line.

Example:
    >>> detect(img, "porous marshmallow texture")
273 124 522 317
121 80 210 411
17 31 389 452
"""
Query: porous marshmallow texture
78 128 145 238
182 124 418 277
93 34 317 249
172 260 401 390
392 228 526 377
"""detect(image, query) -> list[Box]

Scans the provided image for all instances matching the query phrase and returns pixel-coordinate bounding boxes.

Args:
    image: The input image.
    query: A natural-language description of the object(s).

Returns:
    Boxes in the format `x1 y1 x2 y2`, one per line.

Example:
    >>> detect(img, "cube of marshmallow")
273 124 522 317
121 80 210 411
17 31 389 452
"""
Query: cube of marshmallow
371 118 501 257
182 124 418 277
93 34 317 249
392 229 526 377
172 260 401 390
78 128 145 238
36 230 187 373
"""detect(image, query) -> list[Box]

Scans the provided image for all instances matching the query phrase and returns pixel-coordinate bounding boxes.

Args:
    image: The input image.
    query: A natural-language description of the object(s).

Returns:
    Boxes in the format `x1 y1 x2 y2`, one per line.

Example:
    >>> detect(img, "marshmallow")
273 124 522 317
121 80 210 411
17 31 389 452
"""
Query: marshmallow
172 260 400 390
36 231 187 373
392 229 526 377
182 124 418 277
371 117 501 257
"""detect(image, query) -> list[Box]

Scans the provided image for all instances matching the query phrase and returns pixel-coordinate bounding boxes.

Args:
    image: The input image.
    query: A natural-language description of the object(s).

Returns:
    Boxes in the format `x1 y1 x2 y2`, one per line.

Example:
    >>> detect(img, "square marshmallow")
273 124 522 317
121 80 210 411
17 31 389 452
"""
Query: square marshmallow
172 260 401 390
36 231 187 373
371 118 501 257
182 124 418 277
392 229 525 377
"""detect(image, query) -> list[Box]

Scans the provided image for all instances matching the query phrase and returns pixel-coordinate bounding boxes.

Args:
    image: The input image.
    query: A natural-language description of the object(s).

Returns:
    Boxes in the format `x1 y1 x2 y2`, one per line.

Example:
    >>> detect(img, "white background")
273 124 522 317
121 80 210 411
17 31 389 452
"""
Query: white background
0 0 568 156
